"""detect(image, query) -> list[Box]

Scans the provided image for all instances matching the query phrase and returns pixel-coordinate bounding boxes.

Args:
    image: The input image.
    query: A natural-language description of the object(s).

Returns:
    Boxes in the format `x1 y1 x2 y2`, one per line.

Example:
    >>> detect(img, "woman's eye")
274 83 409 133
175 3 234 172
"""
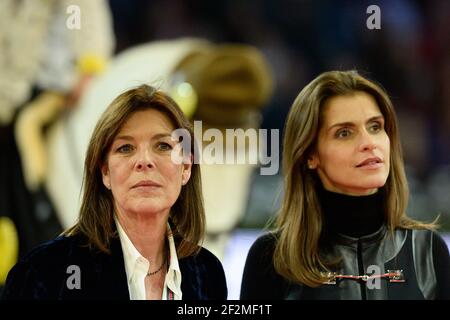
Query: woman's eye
157 142 173 151
117 144 134 153
336 128 351 138
369 122 382 133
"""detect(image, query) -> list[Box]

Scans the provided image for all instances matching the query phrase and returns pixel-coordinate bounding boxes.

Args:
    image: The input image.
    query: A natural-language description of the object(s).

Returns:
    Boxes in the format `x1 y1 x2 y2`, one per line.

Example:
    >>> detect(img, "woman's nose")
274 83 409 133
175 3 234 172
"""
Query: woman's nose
359 130 377 152
135 149 154 170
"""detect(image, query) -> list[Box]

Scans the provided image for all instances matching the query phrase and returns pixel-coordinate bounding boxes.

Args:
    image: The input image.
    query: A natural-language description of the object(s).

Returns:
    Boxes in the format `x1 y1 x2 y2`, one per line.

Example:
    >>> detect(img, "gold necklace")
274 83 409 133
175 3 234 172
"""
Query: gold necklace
146 255 167 276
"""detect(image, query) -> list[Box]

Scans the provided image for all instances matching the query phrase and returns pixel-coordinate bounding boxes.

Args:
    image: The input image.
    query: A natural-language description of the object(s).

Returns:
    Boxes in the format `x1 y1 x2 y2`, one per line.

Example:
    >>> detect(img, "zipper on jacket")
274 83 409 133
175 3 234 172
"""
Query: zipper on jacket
357 239 367 300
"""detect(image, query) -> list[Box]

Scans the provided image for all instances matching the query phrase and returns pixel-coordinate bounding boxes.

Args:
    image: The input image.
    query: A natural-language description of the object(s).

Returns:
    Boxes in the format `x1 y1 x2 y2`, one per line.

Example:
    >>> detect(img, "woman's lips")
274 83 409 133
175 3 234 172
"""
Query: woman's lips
357 162 384 169
132 180 162 189
356 157 382 168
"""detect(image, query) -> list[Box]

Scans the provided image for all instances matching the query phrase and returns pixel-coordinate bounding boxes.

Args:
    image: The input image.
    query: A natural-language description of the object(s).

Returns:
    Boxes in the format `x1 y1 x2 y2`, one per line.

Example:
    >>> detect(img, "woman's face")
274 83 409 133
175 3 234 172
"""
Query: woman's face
308 91 390 195
101 109 191 218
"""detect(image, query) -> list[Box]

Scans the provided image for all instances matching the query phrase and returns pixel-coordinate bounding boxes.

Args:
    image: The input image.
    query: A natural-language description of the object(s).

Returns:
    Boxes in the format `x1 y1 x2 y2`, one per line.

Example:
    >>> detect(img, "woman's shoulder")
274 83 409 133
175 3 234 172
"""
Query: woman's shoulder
249 231 278 254
240 231 278 271
179 246 228 299
189 246 224 267
26 232 91 258
399 227 449 261
5 234 88 282
404 228 447 245
1 234 88 299
240 231 285 299
417 229 450 256
18 235 80 265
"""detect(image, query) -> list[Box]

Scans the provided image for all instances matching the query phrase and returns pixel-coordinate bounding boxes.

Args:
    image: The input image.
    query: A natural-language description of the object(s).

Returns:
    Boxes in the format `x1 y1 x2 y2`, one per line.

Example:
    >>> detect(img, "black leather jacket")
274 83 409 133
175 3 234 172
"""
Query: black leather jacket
240 226 450 300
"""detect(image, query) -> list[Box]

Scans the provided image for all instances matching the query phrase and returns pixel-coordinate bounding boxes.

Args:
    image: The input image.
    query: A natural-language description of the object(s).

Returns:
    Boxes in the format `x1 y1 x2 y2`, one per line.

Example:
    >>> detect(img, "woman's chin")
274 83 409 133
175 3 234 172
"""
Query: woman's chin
352 182 386 195
126 202 170 216
332 181 386 196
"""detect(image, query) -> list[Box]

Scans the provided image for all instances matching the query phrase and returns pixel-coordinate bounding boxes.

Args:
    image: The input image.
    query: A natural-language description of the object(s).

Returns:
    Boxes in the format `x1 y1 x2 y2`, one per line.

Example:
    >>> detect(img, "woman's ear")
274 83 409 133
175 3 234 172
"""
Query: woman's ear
307 154 319 169
181 154 193 185
101 163 111 189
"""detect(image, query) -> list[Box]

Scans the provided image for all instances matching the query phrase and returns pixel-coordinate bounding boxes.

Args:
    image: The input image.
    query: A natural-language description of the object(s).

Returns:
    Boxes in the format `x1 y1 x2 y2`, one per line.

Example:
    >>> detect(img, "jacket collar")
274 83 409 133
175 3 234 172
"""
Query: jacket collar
332 224 387 248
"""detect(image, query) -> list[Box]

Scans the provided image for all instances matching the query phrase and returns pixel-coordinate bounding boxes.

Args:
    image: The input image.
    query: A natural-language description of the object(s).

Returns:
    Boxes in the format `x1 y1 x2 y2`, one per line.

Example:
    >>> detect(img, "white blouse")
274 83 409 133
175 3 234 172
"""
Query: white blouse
115 218 182 300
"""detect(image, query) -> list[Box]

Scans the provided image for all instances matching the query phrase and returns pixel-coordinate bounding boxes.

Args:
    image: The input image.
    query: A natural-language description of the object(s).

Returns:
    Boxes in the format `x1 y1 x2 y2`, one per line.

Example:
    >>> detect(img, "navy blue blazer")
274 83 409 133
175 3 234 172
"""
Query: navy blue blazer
1 233 228 300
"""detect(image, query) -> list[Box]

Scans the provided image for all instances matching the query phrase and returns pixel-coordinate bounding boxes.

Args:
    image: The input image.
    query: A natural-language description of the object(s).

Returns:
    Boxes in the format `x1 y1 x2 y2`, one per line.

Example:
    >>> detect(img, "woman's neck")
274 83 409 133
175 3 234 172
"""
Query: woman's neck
318 185 384 238
116 210 167 265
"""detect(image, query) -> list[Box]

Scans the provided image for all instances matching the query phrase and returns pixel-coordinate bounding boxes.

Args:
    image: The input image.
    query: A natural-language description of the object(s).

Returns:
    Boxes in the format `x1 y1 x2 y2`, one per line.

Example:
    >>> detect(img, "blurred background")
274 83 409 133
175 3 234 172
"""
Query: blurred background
0 0 450 299
108 0 450 229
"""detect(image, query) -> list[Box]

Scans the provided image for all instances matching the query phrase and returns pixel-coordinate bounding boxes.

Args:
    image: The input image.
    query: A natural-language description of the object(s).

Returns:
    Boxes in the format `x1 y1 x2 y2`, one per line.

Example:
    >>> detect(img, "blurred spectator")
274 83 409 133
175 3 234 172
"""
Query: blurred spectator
0 0 114 289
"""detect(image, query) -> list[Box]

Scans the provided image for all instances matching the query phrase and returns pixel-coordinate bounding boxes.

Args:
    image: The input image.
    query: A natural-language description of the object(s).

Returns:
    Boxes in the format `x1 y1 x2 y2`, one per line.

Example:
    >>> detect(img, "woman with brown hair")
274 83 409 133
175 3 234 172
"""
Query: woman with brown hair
240 70 450 300
2 85 227 300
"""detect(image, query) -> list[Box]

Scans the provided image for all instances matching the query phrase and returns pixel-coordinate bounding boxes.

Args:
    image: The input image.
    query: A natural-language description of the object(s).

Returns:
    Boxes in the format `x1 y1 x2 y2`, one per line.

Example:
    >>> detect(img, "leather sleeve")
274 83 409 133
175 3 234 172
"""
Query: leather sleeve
432 232 450 300
240 233 286 299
